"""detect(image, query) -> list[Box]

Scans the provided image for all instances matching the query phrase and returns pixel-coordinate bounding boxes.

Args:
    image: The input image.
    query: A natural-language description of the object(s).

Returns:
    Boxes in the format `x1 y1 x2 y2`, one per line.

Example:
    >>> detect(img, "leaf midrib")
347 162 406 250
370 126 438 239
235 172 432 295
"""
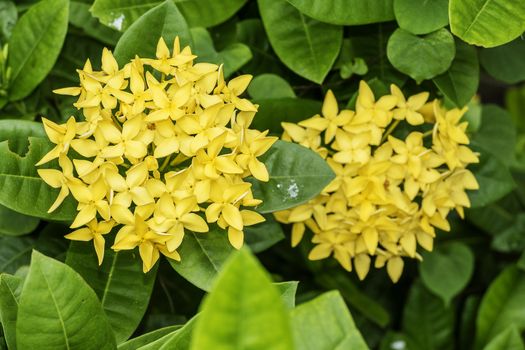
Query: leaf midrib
460 0 493 37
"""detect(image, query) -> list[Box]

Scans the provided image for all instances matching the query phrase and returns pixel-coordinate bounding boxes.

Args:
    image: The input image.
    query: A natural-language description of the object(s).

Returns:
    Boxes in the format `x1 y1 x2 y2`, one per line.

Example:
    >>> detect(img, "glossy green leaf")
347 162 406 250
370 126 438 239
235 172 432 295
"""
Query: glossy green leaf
190 249 294 350
0 274 22 350
141 317 197 350
484 326 525 350
113 1 192 66
251 98 322 133
0 120 76 221
394 0 448 35
433 40 479 107
244 214 285 253
258 0 343 84
69 1 121 46
387 28 455 82
286 0 394 25
420 242 474 306
291 291 369 350
91 0 246 31
480 39 525 84
0 237 34 274
475 266 525 348
117 325 181 350
491 213 525 253
450 0 525 48
0 1 17 43
274 281 298 309
248 74 295 100
66 242 158 343
250 140 335 213
0 204 39 236
16 251 116 350
169 228 235 291
7 0 69 101
402 281 455 350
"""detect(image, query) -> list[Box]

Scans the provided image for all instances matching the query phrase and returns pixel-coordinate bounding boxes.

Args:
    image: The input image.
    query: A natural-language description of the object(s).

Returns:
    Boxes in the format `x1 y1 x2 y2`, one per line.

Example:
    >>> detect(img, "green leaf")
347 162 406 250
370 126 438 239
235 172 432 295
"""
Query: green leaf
419 242 474 306
250 140 335 213
251 98 322 133
484 326 525 350
402 281 455 349
433 39 479 107
475 266 525 348
460 296 481 350
0 204 39 236
244 214 285 253
480 39 525 84
491 213 525 253
285 0 394 25
190 27 252 78
258 0 343 84
66 242 158 344
69 1 121 46
117 325 181 350
291 291 369 350
0 1 17 43
0 236 34 274
0 120 76 221
0 274 22 350
449 0 525 48
393 0 448 35
169 228 235 291
189 249 294 350
16 251 116 349
113 1 192 66
387 28 455 82
7 0 69 101
248 74 295 100
274 281 298 309
141 317 197 350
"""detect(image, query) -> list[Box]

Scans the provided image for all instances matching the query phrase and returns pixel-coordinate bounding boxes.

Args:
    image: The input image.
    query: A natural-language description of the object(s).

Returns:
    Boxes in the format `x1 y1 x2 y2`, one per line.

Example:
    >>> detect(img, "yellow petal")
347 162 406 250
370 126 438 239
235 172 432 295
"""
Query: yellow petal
308 244 332 260
228 227 244 249
222 203 243 231
71 205 97 228
181 213 209 232
248 158 269 182
93 234 105 265
291 223 305 247
37 169 63 188
227 74 252 95
322 90 339 119
240 210 265 226
354 254 371 280
387 256 404 283
65 227 93 241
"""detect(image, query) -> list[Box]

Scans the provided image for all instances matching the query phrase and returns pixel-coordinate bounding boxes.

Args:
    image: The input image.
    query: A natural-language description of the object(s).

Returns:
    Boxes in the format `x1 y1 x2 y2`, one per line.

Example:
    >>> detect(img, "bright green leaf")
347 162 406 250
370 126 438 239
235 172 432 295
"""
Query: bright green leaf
0 204 39 236
484 326 525 350
394 0 448 35
70 1 121 46
248 74 295 100
480 39 525 84
258 0 343 84
0 1 17 43
16 251 116 349
274 281 298 310
0 274 22 350
141 317 197 350
117 325 181 350
0 237 34 274
7 0 69 101
387 28 455 82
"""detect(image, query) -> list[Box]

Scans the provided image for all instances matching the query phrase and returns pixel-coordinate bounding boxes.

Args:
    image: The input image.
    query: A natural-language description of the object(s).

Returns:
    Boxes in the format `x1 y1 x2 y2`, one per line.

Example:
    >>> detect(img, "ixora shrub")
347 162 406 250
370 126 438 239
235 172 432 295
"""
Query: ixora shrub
0 0 525 349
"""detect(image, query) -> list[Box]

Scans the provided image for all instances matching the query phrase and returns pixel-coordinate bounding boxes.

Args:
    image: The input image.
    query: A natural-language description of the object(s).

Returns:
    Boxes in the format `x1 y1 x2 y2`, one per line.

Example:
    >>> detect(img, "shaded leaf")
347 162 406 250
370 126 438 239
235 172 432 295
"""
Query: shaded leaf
244 214 285 253
0 236 34 274
69 1 121 46
248 74 295 100
484 326 525 350
0 204 39 236
480 38 525 84
393 0 448 35
0 274 22 350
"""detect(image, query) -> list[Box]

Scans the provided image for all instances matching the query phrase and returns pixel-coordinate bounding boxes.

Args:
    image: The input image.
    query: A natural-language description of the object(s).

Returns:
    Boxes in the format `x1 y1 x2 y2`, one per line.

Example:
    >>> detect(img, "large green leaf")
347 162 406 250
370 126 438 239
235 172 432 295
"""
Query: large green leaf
480 39 525 84
0 120 76 221
0 204 39 236
433 39 479 107
244 214 285 253
258 0 342 84
0 274 22 350
387 28 455 82
7 0 69 101
70 1 121 46
475 266 525 348
491 213 525 253
484 326 525 350
0 1 17 43
291 291 369 349
449 0 525 48
16 251 116 349
91 0 246 31
0 237 34 274
189 249 294 350
250 140 335 213
169 227 235 291
402 281 455 350
140 317 197 350
248 74 295 100
117 325 181 350
113 1 192 66
393 0 448 35
419 242 474 306
66 242 158 344
286 0 394 25
251 98 322 133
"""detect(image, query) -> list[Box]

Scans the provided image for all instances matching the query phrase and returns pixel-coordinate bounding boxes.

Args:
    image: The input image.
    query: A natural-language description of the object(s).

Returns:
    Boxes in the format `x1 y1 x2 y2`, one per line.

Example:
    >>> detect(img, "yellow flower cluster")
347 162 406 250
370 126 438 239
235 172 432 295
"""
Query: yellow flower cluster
274 82 479 282
37 37 276 272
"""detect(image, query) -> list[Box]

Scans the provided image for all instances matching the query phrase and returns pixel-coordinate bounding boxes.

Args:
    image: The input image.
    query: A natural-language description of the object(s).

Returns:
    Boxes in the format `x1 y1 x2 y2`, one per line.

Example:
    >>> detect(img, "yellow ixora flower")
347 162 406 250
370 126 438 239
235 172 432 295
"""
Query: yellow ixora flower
275 82 479 283
37 37 277 272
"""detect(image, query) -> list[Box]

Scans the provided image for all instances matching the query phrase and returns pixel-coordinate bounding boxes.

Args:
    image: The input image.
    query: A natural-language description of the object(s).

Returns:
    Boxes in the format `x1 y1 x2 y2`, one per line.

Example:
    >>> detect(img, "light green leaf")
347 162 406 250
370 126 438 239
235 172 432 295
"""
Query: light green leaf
387 28 455 82
449 0 525 48
433 39 479 107
394 0 448 35
0 274 22 350
475 266 525 348
248 74 296 100
274 281 298 310
190 249 294 350
140 317 197 350
250 140 335 213
419 242 474 306
113 1 192 66
7 0 69 101
169 228 235 291
286 0 394 25
244 214 285 253
0 1 17 43
66 242 158 344
16 251 116 350
70 1 121 46
251 98 322 133
480 39 525 84
258 0 342 84
91 0 246 31
291 291 369 350
0 204 39 236
117 325 181 350
484 326 525 350
0 237 34 274
402 281 455 350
